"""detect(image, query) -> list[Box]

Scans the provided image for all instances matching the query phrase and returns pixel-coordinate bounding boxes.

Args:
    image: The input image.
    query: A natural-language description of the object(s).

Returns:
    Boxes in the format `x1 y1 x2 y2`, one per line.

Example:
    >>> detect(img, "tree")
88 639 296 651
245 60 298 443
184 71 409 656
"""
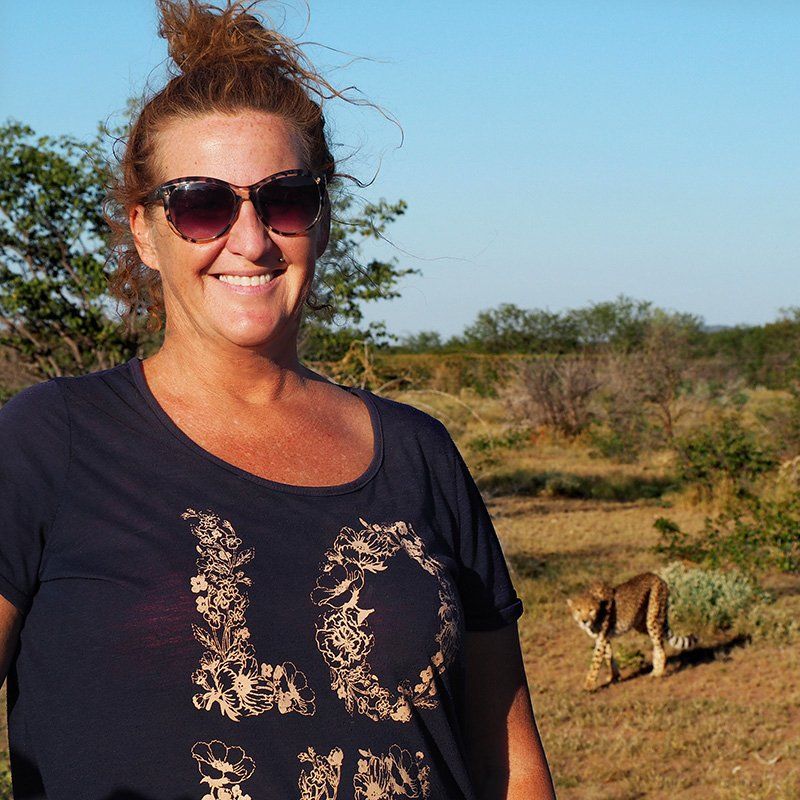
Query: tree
458 296 704 356
0 121 144 378
395 330 444 353
568 295 703 352
697 308 800 389
461 303 580 354
567 296 655 351
298 194 418 361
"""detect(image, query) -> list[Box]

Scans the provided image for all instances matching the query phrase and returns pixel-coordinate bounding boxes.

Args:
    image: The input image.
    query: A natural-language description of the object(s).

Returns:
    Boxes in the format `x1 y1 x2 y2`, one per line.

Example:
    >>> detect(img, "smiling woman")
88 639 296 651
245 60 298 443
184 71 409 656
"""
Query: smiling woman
0 1 555 798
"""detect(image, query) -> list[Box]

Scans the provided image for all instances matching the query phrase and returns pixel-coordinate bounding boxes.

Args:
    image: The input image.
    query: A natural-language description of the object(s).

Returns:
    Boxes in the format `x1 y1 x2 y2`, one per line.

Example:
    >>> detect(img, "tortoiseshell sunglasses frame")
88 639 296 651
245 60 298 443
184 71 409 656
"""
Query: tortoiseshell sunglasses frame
144 169 327 243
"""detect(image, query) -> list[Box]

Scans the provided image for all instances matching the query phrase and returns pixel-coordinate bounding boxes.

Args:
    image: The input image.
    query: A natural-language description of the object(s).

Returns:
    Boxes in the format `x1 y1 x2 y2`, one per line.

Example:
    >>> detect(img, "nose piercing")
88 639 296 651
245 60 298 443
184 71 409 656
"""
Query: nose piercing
277 256 285 263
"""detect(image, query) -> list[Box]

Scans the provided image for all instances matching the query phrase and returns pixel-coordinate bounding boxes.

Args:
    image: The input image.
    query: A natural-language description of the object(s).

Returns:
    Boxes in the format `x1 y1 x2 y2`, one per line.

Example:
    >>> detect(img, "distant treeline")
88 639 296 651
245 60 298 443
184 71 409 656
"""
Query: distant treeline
389 296 800 389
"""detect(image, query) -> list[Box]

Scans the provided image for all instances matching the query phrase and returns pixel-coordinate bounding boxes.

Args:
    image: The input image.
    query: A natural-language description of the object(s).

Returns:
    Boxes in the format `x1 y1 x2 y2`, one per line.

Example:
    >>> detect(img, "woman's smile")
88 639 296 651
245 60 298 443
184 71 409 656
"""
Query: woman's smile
206 268 287 295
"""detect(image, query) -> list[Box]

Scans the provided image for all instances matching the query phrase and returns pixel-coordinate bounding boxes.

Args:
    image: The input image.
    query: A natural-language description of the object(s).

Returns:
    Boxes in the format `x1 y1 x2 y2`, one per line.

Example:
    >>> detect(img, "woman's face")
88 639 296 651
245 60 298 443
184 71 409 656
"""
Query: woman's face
131 111 329 354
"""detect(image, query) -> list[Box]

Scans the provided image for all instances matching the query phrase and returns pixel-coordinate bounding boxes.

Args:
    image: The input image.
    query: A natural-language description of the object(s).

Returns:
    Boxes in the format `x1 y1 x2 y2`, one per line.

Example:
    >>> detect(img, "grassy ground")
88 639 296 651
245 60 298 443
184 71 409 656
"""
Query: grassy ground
1 388 797 799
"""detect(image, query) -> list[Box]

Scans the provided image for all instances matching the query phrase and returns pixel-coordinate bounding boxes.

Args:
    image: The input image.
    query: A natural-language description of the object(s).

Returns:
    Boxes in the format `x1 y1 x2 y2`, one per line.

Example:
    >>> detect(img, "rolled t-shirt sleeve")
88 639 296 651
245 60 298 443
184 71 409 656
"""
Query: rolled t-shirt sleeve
442 428 524 631
0 379 70 614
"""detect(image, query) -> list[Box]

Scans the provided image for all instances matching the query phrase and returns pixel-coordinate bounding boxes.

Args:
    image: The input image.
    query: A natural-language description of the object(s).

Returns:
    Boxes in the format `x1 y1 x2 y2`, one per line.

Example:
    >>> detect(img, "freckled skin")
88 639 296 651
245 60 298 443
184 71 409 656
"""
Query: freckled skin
130 111 328 356
567 573 697 692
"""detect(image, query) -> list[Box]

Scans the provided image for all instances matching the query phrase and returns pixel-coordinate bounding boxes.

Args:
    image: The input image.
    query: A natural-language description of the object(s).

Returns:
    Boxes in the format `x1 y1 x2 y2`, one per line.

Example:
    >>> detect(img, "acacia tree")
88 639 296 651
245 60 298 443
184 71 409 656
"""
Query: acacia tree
0 121 143 378
0 119 414 378
458 295 703 356
299 193 418 361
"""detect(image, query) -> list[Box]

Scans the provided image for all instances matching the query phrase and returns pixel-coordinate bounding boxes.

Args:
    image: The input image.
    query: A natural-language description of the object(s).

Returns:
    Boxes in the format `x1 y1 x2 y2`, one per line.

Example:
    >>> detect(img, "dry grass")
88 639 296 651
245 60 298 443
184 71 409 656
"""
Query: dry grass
1 386 797 798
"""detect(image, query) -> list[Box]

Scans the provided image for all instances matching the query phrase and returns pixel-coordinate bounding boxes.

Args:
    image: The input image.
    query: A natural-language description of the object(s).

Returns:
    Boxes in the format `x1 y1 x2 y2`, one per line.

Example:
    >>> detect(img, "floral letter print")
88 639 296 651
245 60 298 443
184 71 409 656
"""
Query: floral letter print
183 508 316 721
297 746 344 800
191 739 255 800
295 744 430 800
311 518 461 722
354 745 431 799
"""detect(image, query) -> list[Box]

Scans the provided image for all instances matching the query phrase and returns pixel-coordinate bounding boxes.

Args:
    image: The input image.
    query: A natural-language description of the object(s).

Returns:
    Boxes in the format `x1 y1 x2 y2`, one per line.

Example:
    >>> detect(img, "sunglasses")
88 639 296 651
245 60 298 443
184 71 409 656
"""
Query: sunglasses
145 169 327 243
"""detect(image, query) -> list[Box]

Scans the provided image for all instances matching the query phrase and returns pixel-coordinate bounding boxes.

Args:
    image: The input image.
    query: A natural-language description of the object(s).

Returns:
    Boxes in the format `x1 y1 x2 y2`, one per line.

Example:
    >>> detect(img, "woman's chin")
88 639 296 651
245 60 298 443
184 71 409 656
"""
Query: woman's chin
214 316 298 351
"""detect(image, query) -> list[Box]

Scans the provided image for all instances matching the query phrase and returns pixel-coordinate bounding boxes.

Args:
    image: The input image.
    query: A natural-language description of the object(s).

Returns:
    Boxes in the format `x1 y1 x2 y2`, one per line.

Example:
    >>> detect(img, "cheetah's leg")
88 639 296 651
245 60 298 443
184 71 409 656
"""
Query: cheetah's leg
646 582 669 677
604 640 620 682
584 636 607 691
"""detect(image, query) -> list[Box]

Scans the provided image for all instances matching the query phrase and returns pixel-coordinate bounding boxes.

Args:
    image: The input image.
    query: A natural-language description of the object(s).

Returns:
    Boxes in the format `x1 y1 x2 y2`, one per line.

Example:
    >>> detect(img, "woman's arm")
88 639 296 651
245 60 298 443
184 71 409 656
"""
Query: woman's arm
0 595 23 685
463 623 557 800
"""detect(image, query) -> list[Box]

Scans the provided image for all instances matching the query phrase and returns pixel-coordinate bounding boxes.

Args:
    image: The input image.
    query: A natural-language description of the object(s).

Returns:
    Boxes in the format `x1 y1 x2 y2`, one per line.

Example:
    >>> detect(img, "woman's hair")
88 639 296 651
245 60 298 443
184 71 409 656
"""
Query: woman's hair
106 0 345 333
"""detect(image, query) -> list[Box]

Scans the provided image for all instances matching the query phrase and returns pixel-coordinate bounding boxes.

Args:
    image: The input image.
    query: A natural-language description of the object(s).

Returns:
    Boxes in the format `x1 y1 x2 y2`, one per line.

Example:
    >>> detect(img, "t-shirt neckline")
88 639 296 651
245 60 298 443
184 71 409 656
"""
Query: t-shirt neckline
126 356 384 496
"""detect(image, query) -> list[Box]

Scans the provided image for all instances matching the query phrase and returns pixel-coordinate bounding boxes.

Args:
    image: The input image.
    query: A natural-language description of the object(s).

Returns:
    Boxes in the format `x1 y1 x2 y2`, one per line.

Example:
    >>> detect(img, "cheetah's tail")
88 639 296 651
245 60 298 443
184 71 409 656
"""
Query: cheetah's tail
667 629 697 650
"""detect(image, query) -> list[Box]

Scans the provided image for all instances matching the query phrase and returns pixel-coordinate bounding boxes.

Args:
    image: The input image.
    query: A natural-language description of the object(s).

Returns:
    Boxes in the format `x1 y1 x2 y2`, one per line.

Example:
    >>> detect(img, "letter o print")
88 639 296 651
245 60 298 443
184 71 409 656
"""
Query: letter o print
311 518 461 722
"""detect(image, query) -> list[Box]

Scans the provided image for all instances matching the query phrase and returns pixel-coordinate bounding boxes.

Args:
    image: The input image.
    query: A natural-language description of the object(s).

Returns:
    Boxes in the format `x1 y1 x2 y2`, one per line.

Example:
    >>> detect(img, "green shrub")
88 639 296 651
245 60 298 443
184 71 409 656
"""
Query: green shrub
753 365 800 459
655 491 800 575
674 415 776 498
482 469 676 501
613 642 647 671
742 601 800 645
587 422 647 463
541 473 586 498
541 472 674 501
657 561 764 631
467 427 531 453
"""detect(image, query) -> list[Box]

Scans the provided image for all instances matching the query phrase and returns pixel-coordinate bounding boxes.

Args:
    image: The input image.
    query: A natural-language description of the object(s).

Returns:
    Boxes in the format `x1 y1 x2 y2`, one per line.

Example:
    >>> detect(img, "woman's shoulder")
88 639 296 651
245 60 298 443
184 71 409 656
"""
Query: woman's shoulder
0 379 70 475
0 360 133 431
345 385 455 448
0 378 66 426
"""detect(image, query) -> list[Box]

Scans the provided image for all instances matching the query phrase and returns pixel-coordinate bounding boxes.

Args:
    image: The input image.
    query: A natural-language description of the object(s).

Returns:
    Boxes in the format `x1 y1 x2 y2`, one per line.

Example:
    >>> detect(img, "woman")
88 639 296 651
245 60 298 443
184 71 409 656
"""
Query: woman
0 2 555 798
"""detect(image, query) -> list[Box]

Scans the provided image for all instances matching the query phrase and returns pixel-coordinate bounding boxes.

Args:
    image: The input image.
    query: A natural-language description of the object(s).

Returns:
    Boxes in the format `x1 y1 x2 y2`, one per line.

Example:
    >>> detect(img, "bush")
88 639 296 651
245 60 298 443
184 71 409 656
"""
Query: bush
480 469 675 501
588 354 652 462
499 355 601 438
753 362 800 459
742 601 800 645
587 420 650 462
674 415 777 499
655 488 800 575
657 561 763 631
467 427 531 453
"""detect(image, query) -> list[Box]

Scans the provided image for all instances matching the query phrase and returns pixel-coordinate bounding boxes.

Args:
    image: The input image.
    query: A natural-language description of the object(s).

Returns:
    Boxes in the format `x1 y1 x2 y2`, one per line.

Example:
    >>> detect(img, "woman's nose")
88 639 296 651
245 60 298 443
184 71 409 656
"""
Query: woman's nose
224 198 277 261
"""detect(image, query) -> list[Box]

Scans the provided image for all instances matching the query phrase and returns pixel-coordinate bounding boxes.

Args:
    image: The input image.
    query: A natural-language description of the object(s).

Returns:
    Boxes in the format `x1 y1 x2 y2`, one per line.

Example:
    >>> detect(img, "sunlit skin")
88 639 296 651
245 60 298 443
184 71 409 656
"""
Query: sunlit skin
130 110 331 407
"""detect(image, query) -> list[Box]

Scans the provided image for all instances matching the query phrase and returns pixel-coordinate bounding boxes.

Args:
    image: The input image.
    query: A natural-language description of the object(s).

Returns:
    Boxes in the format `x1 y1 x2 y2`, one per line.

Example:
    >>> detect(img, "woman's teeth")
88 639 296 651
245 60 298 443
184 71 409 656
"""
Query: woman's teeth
216 273 278 286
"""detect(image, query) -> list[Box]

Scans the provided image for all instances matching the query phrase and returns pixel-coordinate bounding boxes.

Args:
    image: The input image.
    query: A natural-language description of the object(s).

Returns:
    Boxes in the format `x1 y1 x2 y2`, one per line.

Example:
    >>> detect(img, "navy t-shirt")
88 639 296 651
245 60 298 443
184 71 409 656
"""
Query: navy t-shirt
0 357 523 800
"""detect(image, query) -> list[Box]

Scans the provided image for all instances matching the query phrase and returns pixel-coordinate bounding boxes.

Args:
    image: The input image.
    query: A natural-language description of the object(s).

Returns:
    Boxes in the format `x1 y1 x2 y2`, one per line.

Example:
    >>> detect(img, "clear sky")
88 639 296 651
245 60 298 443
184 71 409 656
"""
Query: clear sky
1 1 798 338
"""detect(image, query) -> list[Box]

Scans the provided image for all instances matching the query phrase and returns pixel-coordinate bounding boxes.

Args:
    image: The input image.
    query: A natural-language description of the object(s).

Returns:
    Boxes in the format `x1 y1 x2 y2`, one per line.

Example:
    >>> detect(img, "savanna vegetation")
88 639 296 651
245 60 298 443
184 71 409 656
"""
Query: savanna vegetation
1 117 798 798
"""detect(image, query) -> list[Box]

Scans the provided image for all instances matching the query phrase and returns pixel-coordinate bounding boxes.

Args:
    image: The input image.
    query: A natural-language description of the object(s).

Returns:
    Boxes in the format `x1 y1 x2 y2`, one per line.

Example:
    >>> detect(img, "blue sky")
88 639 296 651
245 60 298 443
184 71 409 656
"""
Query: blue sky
1 1 798 338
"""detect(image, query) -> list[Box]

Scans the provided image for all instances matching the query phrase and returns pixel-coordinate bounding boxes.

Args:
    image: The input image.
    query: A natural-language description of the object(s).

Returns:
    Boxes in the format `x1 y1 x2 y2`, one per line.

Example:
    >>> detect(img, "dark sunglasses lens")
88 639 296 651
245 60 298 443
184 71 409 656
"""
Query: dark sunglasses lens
255 175 321 233
169 182 236 240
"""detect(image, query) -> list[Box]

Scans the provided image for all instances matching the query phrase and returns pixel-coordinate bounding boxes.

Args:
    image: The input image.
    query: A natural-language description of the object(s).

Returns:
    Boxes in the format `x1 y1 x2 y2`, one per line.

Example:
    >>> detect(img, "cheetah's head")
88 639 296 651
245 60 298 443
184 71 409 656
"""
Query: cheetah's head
566 581 614 635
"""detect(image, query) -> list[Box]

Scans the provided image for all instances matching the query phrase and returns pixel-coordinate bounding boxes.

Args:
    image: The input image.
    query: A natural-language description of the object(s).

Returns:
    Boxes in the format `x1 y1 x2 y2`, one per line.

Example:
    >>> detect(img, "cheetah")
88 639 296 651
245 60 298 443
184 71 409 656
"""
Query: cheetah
567 572 696 691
